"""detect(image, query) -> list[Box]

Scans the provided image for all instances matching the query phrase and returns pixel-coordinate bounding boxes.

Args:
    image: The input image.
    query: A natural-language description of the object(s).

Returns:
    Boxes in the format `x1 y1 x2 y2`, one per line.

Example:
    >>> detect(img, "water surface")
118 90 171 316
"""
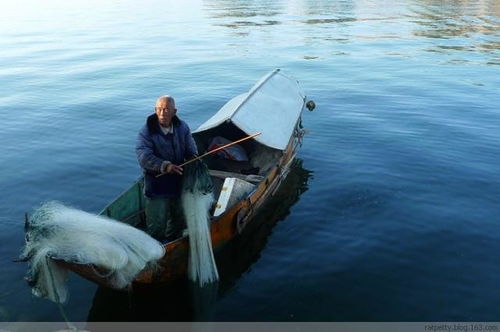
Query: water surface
0 0 499 322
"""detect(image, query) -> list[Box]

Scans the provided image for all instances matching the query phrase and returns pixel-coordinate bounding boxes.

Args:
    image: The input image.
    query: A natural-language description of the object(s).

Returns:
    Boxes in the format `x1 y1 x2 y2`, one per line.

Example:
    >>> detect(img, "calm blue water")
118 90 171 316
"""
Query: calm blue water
1 0 499 322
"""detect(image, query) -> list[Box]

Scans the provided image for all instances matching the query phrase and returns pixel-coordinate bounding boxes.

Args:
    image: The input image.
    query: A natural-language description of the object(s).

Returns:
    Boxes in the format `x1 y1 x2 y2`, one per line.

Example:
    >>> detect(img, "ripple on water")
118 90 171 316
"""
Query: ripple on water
1 0 500 322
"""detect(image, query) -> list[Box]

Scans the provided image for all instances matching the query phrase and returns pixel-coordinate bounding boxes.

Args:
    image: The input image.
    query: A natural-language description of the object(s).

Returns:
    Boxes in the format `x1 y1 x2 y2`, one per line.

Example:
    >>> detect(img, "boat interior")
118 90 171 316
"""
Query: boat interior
102 121 283 234
193 121 282 200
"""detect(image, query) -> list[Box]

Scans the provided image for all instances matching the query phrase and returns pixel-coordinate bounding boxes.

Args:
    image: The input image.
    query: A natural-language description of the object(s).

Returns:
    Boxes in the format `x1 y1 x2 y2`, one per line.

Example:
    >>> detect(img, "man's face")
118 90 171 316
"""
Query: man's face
155 98 176 127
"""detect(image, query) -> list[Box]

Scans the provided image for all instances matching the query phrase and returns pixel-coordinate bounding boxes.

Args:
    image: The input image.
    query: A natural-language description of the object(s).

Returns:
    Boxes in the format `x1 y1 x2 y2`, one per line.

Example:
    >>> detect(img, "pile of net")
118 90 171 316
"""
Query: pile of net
20 201 165 303
181 160 219 286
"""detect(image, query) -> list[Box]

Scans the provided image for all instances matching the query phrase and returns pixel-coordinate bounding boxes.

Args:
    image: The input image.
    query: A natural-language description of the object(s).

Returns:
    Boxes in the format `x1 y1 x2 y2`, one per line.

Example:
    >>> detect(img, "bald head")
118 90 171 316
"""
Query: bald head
156 95 175 109
155 95 177 127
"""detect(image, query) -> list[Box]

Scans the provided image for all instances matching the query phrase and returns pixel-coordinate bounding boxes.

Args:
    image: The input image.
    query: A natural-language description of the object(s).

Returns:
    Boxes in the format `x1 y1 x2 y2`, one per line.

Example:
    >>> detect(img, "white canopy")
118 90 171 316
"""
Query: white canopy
194 69 306 150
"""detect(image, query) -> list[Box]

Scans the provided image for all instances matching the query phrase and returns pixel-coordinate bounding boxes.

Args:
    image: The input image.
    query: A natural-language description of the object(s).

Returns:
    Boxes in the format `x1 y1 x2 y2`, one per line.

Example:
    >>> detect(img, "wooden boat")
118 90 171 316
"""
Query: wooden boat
60 69 314 287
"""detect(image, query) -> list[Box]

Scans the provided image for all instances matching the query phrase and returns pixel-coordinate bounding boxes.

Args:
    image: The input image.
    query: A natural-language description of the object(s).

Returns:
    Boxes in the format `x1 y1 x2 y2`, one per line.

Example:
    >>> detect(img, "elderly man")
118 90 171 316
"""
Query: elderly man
136 95 198 241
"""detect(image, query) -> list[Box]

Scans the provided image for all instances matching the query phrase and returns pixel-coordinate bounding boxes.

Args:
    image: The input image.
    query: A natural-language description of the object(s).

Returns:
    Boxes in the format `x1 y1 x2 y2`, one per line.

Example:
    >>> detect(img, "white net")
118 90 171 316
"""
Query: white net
181 161 219 286
21 201 165 303
182 191 219 286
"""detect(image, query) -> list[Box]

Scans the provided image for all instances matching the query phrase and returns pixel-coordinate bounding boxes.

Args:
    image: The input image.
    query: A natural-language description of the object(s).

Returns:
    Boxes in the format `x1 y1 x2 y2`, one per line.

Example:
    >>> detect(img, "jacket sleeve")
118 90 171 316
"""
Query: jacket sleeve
184 125 198 159
136 128 164 173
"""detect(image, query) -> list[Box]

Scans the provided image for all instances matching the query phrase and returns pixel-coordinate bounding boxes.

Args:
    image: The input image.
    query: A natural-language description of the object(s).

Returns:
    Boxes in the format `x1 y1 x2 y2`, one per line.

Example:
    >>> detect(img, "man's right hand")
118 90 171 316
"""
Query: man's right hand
166 163 183 175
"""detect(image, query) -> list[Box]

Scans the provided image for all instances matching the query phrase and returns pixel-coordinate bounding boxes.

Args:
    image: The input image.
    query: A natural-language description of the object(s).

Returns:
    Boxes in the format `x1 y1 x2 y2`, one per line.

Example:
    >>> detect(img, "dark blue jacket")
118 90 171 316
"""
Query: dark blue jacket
136 114 198 199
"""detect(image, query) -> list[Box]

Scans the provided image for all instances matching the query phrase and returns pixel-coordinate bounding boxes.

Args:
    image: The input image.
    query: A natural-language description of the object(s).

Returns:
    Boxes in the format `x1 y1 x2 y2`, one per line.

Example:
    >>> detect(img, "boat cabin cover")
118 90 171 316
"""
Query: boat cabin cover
194 69 306 151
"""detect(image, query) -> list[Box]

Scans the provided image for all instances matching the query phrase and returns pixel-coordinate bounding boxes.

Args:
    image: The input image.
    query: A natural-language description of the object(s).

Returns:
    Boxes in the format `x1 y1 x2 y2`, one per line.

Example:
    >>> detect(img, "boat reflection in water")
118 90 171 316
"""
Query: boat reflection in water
86 159 312 322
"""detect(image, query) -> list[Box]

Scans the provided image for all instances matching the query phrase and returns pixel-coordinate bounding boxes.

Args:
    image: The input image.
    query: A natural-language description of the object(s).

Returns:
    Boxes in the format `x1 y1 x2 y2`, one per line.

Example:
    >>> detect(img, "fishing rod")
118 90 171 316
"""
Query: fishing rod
156 132 261 178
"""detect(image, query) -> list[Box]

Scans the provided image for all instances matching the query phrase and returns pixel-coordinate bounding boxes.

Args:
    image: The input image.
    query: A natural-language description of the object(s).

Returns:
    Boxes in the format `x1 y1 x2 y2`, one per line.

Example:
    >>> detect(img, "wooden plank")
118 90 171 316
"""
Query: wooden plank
208 169 264 184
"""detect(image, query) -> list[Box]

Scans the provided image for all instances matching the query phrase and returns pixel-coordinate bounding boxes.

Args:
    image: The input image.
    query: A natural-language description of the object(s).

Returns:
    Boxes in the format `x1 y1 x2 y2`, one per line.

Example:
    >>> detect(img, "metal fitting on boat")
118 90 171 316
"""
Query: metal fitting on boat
306 100 316 111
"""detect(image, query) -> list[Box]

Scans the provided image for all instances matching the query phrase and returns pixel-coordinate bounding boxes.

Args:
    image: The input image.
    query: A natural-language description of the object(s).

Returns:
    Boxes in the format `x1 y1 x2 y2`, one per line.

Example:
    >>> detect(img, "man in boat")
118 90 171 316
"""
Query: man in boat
136 95 198 241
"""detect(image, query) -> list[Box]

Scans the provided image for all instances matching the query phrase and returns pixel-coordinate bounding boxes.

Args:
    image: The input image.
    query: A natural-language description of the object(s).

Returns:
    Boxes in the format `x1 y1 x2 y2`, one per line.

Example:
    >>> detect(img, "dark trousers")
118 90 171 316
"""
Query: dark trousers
145 197 185 241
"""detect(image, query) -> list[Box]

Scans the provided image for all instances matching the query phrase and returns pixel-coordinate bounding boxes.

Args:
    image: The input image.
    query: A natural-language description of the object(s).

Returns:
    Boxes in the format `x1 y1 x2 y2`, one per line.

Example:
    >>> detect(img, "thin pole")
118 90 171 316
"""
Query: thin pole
156 132 261 178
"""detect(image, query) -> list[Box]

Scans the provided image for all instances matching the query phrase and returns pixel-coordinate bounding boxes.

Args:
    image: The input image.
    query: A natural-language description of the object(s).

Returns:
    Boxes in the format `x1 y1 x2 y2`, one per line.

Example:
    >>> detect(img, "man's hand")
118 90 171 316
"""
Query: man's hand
166 163 183 175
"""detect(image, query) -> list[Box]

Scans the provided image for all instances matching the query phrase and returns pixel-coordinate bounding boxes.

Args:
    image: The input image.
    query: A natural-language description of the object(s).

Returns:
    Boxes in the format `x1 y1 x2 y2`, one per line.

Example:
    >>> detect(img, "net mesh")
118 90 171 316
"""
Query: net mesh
20 201 165 303
181 160 219 286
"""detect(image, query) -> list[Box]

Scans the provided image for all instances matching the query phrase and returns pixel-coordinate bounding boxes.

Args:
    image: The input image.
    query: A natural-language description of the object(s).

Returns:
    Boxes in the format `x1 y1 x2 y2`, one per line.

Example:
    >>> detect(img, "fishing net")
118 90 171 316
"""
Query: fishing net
182 159 213 194
181 160 219 286
20 201 165 303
